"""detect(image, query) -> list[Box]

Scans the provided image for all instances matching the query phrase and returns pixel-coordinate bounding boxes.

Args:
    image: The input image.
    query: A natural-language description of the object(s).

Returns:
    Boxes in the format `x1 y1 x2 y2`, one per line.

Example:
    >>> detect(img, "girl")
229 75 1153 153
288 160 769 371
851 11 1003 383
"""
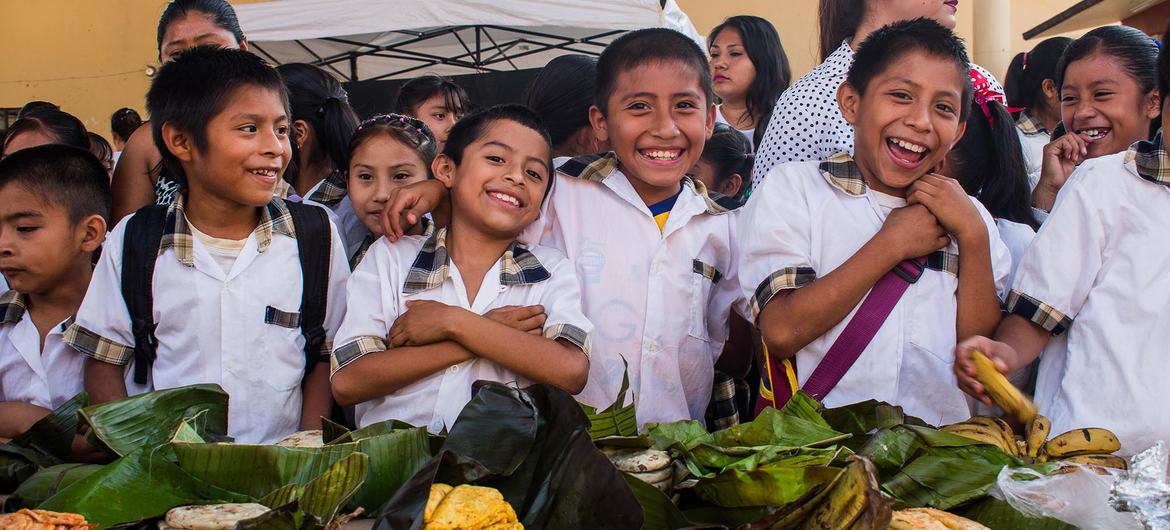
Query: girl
346 114 437 267
2 109 89 156
1032 26 1160 212
523 54 606 161
1004 37 1072 190
109 107 143 165
110 0 247 220
393 75 470 152
278 63 360 200
708 16 791 150
87 132 115 177
692 123 753 206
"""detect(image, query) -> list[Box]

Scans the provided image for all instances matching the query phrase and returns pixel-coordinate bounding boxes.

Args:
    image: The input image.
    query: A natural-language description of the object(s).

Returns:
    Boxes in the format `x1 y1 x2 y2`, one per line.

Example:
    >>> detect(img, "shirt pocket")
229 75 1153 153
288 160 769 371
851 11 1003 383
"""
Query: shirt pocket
688 259 722 342
905 275 959 363
258 305 305 391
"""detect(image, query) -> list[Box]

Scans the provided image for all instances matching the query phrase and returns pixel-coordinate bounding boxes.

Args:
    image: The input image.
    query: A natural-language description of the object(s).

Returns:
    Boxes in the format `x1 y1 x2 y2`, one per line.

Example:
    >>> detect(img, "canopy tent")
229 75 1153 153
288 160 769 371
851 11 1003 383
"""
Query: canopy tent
1023 0 1169 39
233 0 704 82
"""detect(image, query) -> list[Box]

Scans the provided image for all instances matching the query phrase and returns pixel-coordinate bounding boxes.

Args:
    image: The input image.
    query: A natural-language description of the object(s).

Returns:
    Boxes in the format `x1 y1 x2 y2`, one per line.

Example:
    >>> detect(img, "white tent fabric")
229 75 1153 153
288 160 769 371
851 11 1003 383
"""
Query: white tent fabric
234 0 703 81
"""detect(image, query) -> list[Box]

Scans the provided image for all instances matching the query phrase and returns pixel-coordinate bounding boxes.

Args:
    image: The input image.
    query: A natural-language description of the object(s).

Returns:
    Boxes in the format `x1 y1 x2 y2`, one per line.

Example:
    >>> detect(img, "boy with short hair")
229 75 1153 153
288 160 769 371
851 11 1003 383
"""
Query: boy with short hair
0 145 109 438
382 29 749 425
330 104 591 431
740 19 1011 426
67 46 350 444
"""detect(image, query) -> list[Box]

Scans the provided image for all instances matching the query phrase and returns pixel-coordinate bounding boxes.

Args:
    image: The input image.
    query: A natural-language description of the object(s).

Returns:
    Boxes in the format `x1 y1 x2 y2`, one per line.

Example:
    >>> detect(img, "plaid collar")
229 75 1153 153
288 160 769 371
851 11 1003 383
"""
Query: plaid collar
304 169 348 206
0 289 27 325
559 152 729 215
1016 112 1049 136
402 226 551 295
162 195 297 267
819 152 868 196
1126 131 1170 187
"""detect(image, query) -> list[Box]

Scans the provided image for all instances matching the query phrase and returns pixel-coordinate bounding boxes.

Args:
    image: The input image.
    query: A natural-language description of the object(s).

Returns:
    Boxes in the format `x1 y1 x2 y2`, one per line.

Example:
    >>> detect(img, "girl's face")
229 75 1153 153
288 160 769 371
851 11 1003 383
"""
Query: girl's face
347 134 430 236
159 12 244 63
411 95 463 151
709 28 757 104
1060 52 1160 159
877 0 958 30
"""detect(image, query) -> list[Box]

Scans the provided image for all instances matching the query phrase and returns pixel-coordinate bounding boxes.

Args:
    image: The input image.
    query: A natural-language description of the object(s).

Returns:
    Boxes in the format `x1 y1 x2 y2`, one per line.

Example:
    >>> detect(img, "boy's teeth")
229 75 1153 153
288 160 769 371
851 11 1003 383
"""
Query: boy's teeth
644 149 680 160
890 138 926 153
490 192 519 206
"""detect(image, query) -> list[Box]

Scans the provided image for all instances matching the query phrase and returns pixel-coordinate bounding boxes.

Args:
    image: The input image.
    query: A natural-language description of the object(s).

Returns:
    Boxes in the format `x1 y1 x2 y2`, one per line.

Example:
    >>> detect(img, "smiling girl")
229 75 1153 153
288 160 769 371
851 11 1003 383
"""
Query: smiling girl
708 16 791 151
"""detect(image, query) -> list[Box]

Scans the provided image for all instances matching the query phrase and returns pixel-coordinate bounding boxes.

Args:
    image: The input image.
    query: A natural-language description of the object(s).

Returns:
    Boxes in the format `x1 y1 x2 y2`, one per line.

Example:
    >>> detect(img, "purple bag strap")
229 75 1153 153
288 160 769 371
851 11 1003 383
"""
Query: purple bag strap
801 256 927 401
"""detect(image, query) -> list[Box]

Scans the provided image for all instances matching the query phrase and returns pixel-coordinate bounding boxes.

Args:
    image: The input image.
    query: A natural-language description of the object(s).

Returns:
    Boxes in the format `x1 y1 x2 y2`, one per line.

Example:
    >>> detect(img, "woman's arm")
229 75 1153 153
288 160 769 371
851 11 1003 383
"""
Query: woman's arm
110 126 162 220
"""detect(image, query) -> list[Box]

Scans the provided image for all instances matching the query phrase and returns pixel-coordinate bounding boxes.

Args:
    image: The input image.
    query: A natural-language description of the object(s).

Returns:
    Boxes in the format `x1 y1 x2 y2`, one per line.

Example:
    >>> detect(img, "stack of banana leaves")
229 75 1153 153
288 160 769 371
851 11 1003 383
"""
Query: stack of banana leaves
619 393 1081 530
0 384 435 529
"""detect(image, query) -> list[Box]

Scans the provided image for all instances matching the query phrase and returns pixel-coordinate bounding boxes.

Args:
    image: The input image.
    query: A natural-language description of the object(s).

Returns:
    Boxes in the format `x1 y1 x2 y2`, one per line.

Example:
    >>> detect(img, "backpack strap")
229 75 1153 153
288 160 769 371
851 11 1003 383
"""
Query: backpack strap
285 201 331 375
121 205 169 385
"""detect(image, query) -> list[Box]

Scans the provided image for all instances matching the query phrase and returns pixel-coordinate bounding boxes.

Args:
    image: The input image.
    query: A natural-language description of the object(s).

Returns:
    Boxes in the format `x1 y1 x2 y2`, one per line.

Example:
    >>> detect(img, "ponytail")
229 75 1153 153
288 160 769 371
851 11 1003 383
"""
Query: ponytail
951 100 1039 229
1004 37 1072 114
276 63 360 192
819 0 864 61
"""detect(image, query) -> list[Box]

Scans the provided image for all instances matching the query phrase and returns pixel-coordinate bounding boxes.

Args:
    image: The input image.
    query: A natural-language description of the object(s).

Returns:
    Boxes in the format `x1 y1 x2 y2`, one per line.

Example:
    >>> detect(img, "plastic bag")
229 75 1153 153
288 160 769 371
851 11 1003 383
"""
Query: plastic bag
991 464 1143 530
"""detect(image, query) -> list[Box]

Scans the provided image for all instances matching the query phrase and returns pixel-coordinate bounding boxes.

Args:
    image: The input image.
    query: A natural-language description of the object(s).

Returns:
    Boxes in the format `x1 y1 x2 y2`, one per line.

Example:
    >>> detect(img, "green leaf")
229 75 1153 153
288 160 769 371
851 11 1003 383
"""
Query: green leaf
582 357 639 439
347 427 431 512
298 453 368 523
173 441 357 498
0 445 43 493
623 473 691 530
80 384 229 456
10 392 89 461
709 402 845 449
234 502 300 530
646 420 711 451
693 462 843 508
882 455 1008 510
3 463 103 510
956 497 1077 530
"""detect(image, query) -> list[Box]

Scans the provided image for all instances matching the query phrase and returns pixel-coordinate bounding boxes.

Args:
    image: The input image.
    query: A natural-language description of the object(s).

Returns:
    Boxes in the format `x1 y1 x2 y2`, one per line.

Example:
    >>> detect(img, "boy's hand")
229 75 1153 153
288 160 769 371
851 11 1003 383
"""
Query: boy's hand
381 180 448 242
908 174 985 243
389 300 463 347
877 204 950 262
485 305 546 334
954 336 1016 406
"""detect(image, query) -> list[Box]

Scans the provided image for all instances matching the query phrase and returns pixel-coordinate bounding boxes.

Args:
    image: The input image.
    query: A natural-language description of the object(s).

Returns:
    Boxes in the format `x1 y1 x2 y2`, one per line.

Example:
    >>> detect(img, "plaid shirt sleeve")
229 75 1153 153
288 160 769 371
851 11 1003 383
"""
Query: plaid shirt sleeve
538 253 593 358
330 237 400 377
64 218 138 365
319 216 351 362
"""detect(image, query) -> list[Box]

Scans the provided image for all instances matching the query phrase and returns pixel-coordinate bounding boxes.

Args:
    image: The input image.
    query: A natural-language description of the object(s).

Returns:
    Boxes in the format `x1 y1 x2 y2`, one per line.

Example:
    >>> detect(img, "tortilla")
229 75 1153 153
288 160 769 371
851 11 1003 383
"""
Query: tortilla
606 448 672 473
164 503 270 530
273 430 325 447
0 509 94 530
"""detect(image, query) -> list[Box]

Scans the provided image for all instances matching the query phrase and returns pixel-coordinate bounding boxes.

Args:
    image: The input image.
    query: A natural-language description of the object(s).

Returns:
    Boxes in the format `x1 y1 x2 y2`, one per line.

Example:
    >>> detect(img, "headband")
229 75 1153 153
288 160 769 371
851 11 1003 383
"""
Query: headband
970 67 1024 122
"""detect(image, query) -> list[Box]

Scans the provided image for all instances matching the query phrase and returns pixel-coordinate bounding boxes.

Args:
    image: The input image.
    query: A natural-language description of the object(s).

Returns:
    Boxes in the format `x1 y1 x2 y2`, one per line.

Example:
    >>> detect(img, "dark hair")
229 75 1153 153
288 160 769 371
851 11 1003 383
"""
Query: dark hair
595 28 713 115
442 104 554 200
1160 20 1170 102
88 132 114 168
348 113 438 174
522 55 597 148
147 45 288 187
949 102 1039 229
709 16 792 147
1056 25 1158 94
2 110 90 155
276 63 360 189
0 144 111 224
156 0 245 52
701 123 753 200
394 75 469 118
1004 37 1072 112
819 0 865 62
110 107 144 143
846 18 973 121
17 101 60 119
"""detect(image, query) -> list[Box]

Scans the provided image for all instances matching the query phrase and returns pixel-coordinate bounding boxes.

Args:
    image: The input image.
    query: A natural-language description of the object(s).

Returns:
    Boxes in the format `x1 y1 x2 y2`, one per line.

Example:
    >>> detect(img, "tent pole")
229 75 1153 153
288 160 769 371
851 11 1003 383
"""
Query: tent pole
349 54 358 82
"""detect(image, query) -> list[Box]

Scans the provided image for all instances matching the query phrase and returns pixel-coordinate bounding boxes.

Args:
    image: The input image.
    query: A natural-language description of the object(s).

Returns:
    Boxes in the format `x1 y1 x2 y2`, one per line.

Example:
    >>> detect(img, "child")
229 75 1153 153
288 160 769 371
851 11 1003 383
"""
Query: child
691 123 753 206
345 113 438 267
110 107 144 157
0 145 108 439
66 46 350 445
1032 26 1160 212
708 15 791 150
330 104 590 431
2 109 89 157
957 20 1170 456
522 54 606 160
740 19 1011 426
394 75 469 152
88 132 115 177
381 29 750 426
1004 37 1072 190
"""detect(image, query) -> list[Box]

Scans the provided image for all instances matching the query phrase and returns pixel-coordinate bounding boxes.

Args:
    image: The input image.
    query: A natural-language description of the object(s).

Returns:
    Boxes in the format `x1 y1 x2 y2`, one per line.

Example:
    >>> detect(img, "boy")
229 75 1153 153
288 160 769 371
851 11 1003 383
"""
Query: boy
330 105 591 431
0 145 108 438
740 19 1011 426
382 29 749 425
955 21 1170 455
66 47 349 444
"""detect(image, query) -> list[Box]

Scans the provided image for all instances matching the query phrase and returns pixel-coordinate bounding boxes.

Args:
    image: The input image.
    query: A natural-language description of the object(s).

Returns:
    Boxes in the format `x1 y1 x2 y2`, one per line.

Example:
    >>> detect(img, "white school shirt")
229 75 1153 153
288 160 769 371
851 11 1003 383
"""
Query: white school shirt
1007 142 1170 455
523 154 750 425
64 197 350 444
715 106 755 151
739 153 1012 426
331 227 592 432
1015 112 1050 191
0 291 83 409
302 170 369 258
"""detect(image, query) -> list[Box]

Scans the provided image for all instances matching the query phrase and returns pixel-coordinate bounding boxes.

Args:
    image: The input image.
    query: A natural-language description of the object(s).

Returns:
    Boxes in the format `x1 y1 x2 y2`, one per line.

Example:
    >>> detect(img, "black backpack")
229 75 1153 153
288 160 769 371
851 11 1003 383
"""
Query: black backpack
120 201 331 385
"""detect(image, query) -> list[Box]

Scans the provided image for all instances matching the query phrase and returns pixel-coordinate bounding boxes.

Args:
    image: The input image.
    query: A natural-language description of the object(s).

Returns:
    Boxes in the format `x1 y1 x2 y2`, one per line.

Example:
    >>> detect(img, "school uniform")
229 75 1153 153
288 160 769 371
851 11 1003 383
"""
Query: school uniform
303 170 370 259
524 154 750 425
331 227 592 432
1015 112 1049 191
1007 135 1170 454
0 291 83 410
64 197 350 444
739 153 1012 426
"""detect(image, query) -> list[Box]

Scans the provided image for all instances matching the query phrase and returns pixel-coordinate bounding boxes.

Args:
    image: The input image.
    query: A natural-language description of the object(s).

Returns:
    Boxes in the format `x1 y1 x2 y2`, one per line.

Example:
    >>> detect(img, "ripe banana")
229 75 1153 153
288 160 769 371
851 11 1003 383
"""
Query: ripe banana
1025 415 1052 458
942 424 1016 455
970 351 1038 425
1063 454 1128 470
1043 428 1121 458
963 416 1018 455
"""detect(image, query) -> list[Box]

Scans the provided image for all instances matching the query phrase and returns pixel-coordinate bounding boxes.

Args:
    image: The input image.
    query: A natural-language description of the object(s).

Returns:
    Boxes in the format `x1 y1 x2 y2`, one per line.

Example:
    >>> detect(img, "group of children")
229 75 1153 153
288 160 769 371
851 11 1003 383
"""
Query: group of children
1 0 1168 459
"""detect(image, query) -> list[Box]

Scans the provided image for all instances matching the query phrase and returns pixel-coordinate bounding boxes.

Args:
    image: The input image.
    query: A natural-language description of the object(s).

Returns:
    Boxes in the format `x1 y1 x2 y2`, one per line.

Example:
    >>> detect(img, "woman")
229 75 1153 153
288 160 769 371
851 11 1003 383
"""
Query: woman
708 16 791 151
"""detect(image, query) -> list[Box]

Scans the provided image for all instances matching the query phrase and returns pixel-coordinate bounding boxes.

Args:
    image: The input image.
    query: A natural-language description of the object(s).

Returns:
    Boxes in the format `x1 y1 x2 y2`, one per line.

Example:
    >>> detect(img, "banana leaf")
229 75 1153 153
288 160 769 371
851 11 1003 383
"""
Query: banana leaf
240 455 370 530
173 442 357 498
0 444 44 493
3 463 103 510
10 392 89 461
622 473 692 530
955 497 1077 530
693 463 843 508
346 426 431 512
580 357 638 439
819 399 930 452
375 382 644 530
81 384 229 456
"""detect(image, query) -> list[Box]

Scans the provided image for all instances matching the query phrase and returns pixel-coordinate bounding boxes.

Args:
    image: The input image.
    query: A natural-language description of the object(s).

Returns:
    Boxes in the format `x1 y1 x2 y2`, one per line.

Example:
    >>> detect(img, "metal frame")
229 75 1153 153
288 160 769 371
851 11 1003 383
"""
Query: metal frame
257 25 624 82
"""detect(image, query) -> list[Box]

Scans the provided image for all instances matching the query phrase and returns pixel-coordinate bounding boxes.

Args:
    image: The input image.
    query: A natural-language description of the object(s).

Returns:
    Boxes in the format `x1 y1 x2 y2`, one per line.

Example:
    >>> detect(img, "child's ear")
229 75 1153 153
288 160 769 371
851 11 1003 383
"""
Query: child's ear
949 120 968 151
1042 78 1059 101
837 82 861 126
588 105 610 144
293 120 310 151
706 103 716 140
718 173 743 197
1145 89 1162 120
76 214 107 253
161 122 195 164
431 154 455 188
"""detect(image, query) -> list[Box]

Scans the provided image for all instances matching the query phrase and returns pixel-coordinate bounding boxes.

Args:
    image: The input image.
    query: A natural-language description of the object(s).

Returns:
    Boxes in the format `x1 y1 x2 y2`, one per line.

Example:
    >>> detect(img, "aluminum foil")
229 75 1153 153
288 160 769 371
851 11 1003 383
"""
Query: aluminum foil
1111 442 1170 530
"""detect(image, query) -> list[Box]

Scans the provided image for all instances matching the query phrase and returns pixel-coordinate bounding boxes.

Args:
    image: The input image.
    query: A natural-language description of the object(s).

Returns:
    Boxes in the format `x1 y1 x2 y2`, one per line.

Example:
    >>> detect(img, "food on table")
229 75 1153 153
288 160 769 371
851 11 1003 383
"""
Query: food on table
969 350 1038 424
158 503 270 530
889 508 990 529
273 429 325 448
942 414 1127 469
0 509 95 530
422 483 523 530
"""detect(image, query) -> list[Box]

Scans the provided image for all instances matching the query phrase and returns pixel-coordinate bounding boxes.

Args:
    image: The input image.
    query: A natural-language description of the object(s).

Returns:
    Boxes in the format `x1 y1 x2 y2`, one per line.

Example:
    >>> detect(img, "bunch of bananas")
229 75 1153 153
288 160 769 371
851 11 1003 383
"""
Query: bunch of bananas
941 415 1126 469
